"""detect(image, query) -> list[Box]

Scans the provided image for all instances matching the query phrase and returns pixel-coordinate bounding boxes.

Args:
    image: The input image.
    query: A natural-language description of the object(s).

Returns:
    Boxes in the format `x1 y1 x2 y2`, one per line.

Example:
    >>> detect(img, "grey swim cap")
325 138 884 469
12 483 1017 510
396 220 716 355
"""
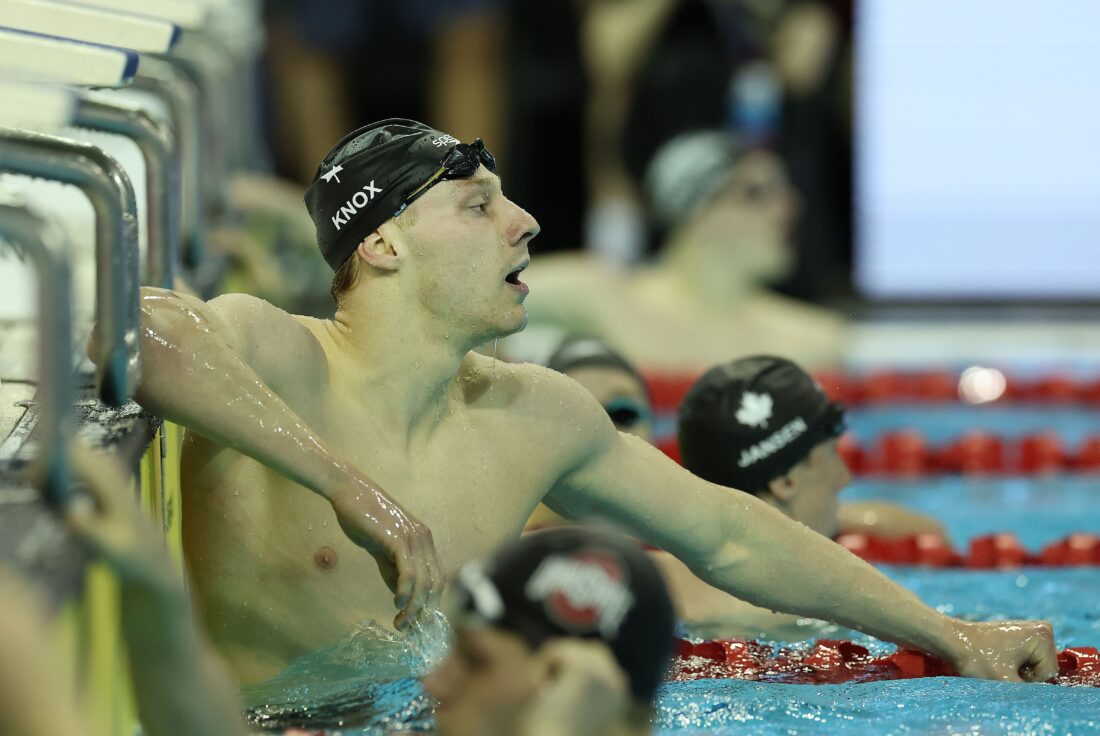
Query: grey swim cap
644 130 745 232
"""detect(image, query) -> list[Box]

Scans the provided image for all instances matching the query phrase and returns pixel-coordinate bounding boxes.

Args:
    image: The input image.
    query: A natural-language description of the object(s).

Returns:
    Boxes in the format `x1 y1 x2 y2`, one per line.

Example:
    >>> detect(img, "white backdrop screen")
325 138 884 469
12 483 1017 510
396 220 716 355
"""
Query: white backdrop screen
855 0 1100 299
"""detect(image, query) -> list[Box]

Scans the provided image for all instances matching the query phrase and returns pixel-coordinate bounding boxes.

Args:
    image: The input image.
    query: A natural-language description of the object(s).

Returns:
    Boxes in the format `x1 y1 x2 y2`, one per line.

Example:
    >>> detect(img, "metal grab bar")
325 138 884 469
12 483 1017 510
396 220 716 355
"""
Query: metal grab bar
133 57 204 268
73 96 181 288
0 130 141 406
0 200 73 505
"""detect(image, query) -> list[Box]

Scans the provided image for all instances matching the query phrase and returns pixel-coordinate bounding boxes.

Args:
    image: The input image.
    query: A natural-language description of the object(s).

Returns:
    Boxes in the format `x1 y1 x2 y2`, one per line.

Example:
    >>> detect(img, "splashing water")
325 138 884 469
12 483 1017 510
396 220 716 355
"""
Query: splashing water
242 610 451 733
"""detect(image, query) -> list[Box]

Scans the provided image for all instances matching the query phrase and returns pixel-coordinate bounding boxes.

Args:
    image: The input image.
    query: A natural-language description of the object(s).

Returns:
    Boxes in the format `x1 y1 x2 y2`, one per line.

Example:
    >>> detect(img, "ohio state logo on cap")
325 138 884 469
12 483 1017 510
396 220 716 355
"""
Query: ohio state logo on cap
525 549 635 638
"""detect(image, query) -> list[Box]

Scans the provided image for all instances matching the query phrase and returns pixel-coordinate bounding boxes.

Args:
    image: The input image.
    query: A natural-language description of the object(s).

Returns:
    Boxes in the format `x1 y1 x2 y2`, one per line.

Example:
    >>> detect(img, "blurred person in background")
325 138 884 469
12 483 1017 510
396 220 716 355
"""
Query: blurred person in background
516 130 847 372
527 335 654 530
583 0 852 301
425 527 675 736
661 356 945 640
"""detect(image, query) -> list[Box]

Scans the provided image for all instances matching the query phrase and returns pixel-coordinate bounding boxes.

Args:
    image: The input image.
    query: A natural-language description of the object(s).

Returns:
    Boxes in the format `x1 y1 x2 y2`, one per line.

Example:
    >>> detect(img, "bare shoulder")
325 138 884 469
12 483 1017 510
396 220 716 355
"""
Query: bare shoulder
205 292 327 392
458 354 615 457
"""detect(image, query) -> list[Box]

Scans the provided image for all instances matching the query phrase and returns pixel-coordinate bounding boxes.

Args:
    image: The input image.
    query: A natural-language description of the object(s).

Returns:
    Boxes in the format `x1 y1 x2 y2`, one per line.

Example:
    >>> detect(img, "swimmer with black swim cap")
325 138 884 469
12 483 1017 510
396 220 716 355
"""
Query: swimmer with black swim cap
425 527 674 736
123 115 1058 688
659 356 945 640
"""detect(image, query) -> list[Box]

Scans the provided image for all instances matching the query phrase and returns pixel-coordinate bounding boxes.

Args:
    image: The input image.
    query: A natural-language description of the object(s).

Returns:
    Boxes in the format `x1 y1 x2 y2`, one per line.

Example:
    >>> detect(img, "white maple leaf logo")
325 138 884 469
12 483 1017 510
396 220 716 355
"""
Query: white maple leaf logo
735 391 773 428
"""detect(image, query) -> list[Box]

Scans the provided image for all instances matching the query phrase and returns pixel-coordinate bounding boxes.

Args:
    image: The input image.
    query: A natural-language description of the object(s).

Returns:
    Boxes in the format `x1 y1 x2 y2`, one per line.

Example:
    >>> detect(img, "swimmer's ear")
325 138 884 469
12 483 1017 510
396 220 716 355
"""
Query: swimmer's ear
765 474 797 502
356 227 401 272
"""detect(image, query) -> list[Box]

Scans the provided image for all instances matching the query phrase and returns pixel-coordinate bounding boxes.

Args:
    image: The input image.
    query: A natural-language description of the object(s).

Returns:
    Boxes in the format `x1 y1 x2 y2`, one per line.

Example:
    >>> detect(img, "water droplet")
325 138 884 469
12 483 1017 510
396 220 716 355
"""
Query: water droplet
322 520 328 528
233 490 240 497
308 523 313 531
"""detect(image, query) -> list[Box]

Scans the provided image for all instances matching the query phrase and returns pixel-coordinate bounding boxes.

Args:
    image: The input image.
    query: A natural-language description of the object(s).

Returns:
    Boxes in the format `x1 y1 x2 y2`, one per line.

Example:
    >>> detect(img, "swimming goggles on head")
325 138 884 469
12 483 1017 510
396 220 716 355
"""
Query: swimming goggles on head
394 138 497 216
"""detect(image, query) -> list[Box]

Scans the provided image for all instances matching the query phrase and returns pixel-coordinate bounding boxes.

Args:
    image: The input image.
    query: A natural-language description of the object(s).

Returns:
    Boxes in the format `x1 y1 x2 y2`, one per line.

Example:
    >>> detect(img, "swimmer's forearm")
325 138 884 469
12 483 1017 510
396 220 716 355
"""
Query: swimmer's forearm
701 497 959 658
121 583 247 736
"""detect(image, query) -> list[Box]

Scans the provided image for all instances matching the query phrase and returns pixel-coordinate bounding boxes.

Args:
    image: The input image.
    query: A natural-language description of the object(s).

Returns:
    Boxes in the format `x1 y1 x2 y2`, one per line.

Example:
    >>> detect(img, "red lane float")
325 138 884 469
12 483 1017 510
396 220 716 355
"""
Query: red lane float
645 371 1100 412
660 431 1100 476
670 638 1100 687
837 532 1100 568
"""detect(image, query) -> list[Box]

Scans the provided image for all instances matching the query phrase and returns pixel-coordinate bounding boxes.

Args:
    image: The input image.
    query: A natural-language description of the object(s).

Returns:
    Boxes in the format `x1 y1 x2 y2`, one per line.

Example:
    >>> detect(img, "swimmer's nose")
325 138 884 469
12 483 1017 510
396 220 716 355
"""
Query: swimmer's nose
507 201 540 248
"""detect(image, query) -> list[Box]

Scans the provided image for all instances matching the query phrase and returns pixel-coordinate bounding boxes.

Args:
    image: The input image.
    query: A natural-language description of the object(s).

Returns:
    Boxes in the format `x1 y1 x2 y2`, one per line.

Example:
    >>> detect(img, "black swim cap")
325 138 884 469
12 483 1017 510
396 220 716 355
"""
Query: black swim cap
454 527 675 702
678 356 846 494
304 118 493 271
546 335 649 398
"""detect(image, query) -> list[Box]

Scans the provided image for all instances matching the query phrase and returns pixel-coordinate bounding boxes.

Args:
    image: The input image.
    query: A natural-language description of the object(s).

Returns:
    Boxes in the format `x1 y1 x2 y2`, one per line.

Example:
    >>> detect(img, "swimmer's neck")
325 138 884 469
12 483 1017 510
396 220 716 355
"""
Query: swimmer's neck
327 294 477 440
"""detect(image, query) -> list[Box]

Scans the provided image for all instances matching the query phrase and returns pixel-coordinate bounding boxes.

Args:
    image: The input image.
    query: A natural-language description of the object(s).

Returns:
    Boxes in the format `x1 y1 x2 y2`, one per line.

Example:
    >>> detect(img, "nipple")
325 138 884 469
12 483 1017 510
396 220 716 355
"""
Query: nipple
314 545 339 570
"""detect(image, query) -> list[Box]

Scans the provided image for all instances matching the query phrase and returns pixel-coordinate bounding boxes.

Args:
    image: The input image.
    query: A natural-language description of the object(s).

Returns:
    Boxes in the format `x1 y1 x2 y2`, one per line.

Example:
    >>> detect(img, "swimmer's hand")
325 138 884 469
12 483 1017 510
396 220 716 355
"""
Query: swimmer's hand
327 485 444 631
946 620 1059 682
64 445 177 593
520 640 630 736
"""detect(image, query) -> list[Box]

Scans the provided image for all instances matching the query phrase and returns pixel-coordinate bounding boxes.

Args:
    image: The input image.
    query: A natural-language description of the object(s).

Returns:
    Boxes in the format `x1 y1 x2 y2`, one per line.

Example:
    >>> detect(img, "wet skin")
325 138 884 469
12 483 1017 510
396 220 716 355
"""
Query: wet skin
129 166 1056 687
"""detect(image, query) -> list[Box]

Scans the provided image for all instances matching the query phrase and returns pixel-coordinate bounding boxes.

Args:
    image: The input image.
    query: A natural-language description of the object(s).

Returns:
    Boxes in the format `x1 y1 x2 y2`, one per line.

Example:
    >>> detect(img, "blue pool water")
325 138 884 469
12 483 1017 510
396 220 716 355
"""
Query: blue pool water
654 677 1100 735
842 476 1100 549
846 405 1100 446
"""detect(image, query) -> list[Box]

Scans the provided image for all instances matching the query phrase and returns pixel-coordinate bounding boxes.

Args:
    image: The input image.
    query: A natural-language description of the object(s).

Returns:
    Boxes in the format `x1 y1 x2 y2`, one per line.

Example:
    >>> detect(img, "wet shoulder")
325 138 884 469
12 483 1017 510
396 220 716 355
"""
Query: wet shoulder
206 292 328 395
457 353 612 448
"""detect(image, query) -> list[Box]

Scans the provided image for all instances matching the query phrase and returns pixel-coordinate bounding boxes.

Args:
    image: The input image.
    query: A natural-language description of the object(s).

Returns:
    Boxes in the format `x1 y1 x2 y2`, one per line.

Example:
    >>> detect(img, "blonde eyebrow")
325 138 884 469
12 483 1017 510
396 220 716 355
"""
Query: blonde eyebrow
458 174 499 191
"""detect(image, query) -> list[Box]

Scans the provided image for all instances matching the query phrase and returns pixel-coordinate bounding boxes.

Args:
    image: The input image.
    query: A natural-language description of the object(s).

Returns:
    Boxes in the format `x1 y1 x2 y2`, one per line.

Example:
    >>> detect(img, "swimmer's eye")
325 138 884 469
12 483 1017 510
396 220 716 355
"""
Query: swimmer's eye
469 200 490 214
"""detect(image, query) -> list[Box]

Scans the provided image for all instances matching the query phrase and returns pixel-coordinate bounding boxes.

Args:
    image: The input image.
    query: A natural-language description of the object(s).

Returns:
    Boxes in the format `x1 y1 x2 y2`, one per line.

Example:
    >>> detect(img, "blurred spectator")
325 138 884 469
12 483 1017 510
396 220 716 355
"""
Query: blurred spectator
263 0 506 184
514 130 847 373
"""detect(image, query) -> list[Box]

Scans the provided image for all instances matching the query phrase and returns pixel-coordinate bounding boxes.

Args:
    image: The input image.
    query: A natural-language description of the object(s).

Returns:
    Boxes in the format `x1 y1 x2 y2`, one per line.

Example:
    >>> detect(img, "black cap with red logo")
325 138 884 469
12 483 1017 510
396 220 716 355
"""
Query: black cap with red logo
454 527 675 701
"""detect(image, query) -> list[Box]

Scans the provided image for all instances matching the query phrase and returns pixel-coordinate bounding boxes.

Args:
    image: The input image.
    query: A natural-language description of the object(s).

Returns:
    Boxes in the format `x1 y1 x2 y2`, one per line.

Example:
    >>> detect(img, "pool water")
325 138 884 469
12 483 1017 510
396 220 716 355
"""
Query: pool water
654 676 1100 735
842 476 1100 549
847 405 1100 446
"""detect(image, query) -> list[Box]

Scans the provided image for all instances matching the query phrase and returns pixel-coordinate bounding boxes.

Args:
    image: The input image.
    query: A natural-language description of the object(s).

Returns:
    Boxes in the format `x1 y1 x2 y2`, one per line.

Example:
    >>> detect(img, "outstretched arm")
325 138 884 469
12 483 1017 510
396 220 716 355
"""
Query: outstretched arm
90 288 441 629
543 380 1056 682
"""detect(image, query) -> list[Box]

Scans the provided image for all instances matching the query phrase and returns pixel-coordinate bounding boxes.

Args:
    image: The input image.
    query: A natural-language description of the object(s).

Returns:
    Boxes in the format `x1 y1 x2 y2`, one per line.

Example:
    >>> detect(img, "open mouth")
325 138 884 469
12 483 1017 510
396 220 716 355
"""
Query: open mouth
505 261 529 290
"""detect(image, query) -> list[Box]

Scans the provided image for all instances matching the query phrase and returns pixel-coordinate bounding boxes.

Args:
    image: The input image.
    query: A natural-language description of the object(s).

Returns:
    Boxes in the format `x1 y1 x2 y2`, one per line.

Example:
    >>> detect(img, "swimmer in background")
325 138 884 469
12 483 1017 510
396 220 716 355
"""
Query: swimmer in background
527 336 654 530
512 130 847 372
117 118 1056 688
531 344 942 641
425 527 675 736
665 356 945 640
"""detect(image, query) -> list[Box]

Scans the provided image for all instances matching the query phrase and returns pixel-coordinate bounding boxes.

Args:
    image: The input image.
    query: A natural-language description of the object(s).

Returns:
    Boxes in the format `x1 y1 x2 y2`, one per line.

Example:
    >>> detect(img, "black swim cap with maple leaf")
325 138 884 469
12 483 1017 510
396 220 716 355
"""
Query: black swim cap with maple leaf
678 356 846 494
